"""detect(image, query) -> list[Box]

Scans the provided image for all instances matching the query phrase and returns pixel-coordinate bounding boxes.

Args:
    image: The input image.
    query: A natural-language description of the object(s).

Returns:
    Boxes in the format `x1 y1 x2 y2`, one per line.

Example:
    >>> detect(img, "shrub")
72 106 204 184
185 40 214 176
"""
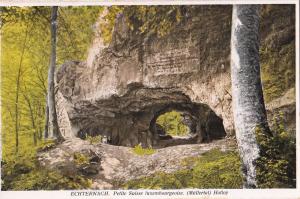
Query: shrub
255 112 296 188
73 152 90 166
85 134 102 145
132 144 156 156
123 149 243 189
1 156 92 190
37 139 56 152
6 169 92 190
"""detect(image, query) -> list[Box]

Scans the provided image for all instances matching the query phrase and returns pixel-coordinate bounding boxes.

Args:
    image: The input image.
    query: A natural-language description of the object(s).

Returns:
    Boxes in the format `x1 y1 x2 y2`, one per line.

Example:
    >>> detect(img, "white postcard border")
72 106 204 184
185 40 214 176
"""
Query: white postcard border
0 0 299 199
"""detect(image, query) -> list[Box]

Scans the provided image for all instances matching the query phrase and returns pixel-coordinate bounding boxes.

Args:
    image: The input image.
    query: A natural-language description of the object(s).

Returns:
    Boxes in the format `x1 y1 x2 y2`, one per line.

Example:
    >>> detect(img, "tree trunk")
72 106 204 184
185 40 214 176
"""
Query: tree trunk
15 28 29 153
47 6 64 142
230 5 270 188
23 92 37 146
44 97 49 138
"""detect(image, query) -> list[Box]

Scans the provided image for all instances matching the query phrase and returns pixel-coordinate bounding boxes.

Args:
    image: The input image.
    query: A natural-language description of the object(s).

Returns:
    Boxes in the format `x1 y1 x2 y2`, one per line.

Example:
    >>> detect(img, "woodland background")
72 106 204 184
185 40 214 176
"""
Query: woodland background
0 6 296 190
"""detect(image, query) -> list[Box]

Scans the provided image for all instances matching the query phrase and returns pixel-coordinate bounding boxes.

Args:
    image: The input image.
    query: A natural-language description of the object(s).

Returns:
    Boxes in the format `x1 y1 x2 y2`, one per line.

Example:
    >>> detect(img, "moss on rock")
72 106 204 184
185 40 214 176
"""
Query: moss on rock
123 148 243 189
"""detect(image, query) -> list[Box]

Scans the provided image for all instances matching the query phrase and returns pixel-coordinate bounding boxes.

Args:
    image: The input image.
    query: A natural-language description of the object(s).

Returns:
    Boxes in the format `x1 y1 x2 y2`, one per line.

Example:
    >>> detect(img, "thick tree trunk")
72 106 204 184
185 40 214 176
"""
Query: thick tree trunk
230 5 270 188
47 6 64 142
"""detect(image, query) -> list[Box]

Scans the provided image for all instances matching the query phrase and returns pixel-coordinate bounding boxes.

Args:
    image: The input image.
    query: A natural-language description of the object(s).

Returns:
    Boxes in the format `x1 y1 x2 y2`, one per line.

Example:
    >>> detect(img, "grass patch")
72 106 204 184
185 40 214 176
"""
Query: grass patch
132 144 156 156
123 148 243 189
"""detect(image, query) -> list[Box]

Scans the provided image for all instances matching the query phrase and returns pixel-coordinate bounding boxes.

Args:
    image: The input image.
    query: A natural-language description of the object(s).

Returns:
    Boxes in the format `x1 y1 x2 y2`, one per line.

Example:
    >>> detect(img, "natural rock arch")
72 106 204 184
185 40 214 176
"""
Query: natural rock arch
56 6 234 146
55 5 293 150
56 78 226 148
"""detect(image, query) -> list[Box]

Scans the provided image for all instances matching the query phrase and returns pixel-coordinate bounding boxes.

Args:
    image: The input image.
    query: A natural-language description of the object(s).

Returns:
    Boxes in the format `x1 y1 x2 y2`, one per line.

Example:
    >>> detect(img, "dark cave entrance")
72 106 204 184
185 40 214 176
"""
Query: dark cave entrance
149 104 227 148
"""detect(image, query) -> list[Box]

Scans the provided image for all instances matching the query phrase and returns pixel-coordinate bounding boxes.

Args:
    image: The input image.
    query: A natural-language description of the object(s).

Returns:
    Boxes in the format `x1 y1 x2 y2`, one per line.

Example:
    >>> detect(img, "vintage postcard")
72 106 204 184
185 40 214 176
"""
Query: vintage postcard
0 0 299 198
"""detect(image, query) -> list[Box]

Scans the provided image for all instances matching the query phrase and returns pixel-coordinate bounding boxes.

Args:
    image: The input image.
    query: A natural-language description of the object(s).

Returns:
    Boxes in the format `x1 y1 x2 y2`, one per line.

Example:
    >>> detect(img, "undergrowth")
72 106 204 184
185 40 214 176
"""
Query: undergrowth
1 140 92 190
255 112 296 188
85 134 102 145
132 144 156 156
123 148 243 189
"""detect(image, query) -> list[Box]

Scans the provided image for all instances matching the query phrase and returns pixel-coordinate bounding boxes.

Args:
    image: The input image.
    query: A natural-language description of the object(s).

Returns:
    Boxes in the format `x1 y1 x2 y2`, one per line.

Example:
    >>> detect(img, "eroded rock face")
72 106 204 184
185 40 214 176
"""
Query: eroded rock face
55 5 295 147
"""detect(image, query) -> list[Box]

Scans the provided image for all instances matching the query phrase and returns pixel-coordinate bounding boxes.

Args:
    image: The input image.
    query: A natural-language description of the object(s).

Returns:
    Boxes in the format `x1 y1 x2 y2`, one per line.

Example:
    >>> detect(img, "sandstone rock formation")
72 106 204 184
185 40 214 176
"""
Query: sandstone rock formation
55 5 295 148
38 138 236 189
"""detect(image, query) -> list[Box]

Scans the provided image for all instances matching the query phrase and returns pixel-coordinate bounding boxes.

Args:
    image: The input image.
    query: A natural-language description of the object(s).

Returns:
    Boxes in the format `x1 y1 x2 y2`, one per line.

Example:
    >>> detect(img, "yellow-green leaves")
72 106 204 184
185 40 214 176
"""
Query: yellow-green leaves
101 6 124 44
100 5 184 44
123 149 243 189
1 6 101 160
255 113 296 188
132 144 156 156
1 6 102 189
85 134 102 145
74 152 90 166
156 110 189 137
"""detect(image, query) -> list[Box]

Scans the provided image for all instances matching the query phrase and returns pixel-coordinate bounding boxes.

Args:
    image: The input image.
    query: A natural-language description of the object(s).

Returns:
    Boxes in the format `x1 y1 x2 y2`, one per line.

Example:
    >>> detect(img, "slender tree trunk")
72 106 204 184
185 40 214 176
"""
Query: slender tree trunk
37 104 43 140
23 93 37 146
15 68 21 153
230 5 270 188
15 28 29 153
44 97 49 138
47 6 64 142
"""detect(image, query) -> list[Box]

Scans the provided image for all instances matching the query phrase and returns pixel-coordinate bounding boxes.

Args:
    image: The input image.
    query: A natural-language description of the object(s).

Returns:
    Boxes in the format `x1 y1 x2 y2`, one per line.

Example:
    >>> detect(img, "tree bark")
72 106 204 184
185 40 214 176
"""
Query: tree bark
47 6 64 142
44 97 49 138
14 27 29 153
23 92 37 146
230 5 270 188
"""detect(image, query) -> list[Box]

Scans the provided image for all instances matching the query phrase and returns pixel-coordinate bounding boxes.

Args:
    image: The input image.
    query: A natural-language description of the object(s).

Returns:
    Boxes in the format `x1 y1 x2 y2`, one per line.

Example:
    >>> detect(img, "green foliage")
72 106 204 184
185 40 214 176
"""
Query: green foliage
73 152 90 166
37 139 56 152
132 144 156 156
156 111 189 136
1 5 102 157
1 6 101 190
255 112 296 188
124 6 183 36
3 168 92 190
56 7 103 64
124 149 243 189
1 138 92 190
85 134 102 145
102 6 185 43
260 26 295 102
101 6 124 44
1 154 92 190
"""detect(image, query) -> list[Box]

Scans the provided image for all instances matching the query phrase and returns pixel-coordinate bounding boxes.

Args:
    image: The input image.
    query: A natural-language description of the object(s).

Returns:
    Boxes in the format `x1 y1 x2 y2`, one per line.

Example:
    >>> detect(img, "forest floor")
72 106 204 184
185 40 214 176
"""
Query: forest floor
37 137 237 189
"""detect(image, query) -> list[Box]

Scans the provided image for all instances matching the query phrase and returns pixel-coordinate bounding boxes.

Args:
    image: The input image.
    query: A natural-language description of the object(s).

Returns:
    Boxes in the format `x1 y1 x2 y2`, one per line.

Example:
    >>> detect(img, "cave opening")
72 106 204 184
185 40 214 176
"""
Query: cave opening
76 102 226 148
149 104 227 148
149 105 201 148
151 110 198 148
156 110 191 138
